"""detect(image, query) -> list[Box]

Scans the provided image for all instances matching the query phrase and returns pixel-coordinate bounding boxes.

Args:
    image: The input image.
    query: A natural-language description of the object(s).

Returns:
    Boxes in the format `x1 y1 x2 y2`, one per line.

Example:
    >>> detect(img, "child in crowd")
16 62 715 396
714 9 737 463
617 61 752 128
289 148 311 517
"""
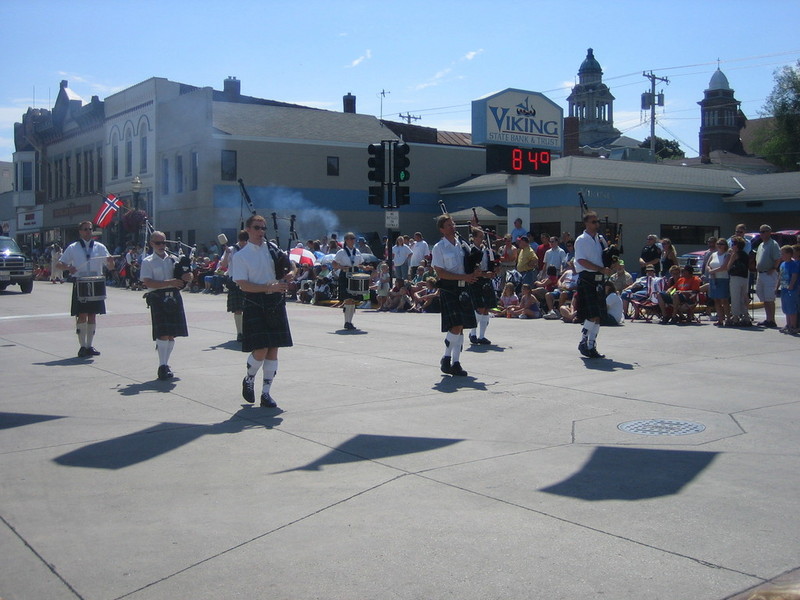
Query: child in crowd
778 245 798 334
507 284 542 319
492 282 519 317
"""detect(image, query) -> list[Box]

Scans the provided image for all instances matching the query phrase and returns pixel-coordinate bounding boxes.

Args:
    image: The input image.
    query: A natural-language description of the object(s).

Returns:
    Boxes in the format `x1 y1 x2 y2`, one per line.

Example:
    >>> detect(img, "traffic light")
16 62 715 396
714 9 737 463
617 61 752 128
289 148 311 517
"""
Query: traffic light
396 186 410 206
393 141 410 183
367 143 385 182
368 186 383 206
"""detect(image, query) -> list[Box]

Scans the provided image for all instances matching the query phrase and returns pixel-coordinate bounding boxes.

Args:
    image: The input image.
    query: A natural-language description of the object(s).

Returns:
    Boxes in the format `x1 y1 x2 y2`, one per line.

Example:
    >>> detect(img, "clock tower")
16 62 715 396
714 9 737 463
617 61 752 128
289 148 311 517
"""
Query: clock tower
566 48 620 146
698 68 747 158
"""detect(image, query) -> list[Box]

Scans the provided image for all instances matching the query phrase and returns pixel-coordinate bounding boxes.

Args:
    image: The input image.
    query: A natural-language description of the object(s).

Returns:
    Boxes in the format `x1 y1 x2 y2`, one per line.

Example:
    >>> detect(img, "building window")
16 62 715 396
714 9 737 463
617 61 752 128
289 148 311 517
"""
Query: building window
76 152 82 193
96 145 103 192
21 161 33 191
221 150 237 181
327 156 339 176
125 138 133 176
162 158 169 194
85 150 93 192
187 230 196 246
190 152 199 190
65 154 72 197
112 144 119 179
660 224 720 246
175 155 184 193
140 137 148 173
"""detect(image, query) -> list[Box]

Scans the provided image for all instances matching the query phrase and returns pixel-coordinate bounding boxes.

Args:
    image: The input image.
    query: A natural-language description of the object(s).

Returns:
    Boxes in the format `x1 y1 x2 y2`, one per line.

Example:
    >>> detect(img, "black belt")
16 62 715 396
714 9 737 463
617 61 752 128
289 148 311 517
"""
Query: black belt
579 271 604 282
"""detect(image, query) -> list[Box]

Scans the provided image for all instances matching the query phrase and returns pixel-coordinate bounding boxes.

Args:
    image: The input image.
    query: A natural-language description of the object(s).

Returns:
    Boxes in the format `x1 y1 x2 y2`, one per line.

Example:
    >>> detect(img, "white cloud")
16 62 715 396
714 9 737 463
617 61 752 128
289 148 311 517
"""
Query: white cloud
348 49 372 68
463 49 484 61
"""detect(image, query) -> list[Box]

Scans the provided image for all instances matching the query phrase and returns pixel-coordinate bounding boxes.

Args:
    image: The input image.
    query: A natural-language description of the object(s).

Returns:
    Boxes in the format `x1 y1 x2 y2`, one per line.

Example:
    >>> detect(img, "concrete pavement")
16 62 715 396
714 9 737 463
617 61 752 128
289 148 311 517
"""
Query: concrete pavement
1 281 798 600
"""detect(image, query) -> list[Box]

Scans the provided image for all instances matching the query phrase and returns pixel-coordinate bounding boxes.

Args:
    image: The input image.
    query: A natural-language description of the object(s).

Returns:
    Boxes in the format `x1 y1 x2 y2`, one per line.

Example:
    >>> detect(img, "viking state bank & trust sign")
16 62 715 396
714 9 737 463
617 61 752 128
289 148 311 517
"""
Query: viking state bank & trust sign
472 88 563 152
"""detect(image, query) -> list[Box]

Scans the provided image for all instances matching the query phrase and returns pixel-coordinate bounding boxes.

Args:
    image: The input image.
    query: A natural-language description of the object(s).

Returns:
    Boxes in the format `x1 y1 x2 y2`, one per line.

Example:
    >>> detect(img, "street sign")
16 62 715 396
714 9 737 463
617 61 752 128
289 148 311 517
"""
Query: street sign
385 210 399 229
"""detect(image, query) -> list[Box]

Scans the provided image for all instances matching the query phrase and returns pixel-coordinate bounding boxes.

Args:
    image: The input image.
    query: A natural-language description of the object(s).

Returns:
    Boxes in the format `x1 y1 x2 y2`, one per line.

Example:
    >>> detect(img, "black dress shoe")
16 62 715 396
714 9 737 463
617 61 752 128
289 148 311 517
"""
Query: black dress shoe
578 341 591 357
242 376 255 403
236 333 243 342
260 393 278 408
157 365 171 380
86 347 101 356
440 356 452 374
77 347 89 358
469 334 479 345
449 361 468 376
588 347 606 359
478 337 492 345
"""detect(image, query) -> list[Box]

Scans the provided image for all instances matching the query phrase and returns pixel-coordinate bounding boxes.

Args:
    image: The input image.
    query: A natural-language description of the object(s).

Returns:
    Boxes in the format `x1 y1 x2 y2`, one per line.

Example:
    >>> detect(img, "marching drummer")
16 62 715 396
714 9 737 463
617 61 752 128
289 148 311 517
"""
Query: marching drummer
332 232 372 331
56 220 115 358
140 231 193 381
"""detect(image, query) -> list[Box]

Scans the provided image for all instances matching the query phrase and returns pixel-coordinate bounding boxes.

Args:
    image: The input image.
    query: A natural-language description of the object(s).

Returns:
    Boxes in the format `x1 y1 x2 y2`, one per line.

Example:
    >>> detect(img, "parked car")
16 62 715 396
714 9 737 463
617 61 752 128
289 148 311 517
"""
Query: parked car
0 236 34 293
678 250 707 274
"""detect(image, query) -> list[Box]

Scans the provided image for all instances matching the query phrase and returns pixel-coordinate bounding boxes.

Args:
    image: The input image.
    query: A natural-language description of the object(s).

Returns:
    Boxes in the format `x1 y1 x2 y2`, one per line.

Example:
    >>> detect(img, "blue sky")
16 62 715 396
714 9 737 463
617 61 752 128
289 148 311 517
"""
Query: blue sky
1 0 799 163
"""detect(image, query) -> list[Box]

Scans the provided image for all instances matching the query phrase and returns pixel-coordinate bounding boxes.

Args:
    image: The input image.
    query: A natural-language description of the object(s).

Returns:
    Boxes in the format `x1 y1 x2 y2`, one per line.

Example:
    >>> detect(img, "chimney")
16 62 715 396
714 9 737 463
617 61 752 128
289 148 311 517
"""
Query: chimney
223 76 241 100
343 92 356 114
562 116 580 157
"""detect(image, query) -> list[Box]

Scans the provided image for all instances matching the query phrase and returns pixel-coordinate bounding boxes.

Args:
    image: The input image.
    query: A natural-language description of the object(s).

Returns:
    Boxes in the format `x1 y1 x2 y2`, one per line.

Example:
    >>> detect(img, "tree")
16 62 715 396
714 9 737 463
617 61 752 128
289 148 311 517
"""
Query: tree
639 136 685 160
752 60 800 171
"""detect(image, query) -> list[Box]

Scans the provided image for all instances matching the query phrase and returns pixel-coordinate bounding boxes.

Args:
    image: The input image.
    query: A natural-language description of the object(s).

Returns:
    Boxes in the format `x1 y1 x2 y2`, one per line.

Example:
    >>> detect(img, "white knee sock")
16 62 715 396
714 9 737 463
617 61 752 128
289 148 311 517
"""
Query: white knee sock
233 312 243 334
444 332 457 357
246 354 263 378
86 323 96 347
156 340 170 366
262 359 277 397
478 314 489 339
344 304 355 324
77 322 88 347
586 321 600 348
451 334 464 363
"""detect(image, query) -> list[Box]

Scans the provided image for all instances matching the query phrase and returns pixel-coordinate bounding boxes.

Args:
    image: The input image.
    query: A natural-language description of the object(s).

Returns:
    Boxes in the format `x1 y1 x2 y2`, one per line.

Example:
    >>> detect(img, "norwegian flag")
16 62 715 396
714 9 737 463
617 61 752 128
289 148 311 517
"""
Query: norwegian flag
93 194 123 228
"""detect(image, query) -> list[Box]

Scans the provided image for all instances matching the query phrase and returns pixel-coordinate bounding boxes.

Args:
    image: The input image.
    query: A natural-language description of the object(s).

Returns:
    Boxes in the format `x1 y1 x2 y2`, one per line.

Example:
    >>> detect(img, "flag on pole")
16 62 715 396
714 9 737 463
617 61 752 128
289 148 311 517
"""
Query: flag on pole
93 194 123 228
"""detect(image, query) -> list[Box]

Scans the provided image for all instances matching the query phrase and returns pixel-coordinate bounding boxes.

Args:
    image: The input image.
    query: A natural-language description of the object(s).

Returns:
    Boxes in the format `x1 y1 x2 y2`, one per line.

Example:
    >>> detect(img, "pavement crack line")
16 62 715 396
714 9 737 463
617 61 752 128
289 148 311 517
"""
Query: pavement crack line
0 513 87 600
411 471 767 584
112 473 409 600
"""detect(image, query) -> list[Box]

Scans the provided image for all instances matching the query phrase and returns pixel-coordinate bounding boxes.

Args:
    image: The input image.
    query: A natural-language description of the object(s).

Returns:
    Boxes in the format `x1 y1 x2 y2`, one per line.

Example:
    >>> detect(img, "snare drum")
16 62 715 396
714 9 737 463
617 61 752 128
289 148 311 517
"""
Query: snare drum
346 273 371 296
76 276 107 302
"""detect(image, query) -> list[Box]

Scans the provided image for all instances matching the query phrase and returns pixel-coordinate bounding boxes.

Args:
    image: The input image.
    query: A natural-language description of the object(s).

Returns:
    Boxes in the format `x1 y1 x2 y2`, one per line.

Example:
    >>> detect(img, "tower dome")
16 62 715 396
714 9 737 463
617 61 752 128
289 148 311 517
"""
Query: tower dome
579 48 602 75
707 68 731 92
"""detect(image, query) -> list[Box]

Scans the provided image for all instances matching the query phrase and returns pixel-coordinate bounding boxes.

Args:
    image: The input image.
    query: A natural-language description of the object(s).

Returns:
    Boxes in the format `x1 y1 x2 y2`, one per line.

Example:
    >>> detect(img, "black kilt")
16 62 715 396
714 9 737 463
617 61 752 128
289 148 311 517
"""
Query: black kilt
242 292 293 352
70 282 106 316
438 284 478 332
575 272 608 323
146 289 188 340
469 279 497 310
226 282 245 313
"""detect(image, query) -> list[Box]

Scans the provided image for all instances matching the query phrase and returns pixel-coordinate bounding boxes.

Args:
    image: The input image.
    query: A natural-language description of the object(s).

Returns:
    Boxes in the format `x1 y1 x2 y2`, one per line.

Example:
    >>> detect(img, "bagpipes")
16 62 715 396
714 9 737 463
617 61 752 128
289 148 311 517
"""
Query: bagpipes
237 179 294 280
578 192 623 268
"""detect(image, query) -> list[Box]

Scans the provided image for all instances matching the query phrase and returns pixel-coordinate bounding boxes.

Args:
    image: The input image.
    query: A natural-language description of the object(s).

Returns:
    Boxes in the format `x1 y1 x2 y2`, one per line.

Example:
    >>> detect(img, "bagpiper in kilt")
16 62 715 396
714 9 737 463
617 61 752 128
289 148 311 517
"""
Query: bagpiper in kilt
431 214 480 377
466 227 496 345
231 215 296 408
574 211 613 359
140 231 194 381
220 231 250 342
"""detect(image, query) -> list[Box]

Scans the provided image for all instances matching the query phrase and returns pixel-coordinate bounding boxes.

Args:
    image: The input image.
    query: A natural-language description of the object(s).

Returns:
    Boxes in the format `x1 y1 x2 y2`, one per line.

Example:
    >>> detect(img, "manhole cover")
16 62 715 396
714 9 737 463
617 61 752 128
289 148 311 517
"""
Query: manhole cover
618 419 706 436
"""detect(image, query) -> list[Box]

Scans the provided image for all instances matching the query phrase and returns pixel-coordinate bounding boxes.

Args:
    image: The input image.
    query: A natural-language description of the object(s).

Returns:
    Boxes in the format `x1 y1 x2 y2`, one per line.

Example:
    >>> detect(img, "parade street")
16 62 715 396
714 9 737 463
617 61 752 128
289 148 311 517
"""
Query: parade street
1 282 798 600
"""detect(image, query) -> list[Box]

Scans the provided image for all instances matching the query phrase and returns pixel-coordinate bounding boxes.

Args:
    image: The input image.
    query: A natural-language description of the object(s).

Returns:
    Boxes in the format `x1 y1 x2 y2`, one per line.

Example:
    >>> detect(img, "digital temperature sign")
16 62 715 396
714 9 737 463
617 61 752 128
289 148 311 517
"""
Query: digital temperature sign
485 145 551 176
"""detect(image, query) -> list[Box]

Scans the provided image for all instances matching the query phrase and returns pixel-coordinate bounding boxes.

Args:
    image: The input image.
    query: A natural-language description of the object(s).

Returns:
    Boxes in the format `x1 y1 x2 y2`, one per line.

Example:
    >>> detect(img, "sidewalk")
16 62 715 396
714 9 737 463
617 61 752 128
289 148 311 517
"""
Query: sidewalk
1 283 798 600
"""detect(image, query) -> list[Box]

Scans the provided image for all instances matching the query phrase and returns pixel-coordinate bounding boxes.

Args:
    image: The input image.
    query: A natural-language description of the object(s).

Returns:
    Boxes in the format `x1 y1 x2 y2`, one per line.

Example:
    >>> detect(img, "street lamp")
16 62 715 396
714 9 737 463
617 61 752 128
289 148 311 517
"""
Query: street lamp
131 175 142 210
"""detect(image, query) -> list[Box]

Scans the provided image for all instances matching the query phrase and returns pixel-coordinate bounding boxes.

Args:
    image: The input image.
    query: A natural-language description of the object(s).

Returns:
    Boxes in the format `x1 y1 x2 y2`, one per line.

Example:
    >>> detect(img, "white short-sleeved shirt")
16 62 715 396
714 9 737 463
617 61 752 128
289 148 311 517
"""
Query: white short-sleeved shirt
574 230 605 273
334 246 364 269
392 244 413 266
432 237 468 275
60 239 110 277
231 242 277 285
140 252 175 286
409 240 430 267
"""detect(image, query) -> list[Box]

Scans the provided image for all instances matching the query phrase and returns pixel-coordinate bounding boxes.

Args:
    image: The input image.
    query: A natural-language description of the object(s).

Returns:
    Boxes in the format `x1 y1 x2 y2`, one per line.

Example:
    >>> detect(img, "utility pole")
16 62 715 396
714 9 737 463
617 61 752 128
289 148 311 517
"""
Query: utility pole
642 71 669 159
398 113 421 124
378 89 390 121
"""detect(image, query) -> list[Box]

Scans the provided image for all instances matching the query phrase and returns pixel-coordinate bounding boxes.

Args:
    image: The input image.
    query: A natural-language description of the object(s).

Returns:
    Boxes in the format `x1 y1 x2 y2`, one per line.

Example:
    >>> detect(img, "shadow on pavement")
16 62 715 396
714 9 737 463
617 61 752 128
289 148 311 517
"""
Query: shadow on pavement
540 446 719 500
52 409 283 470
275 433 464 473
0 411 65 430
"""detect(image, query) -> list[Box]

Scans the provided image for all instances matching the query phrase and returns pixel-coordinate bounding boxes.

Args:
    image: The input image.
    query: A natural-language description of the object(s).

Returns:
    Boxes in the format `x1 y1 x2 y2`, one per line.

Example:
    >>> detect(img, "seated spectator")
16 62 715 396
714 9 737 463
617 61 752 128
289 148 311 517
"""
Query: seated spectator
608 258 633 293
602 281 625 326
656 265 682 322
544 261 578 319
532 265 559 305
621 264 659 316
411 277 440 312
408 265 428 295
491 282 519 317
559 294 580 323
506 284 542 319
312 276 332 304
370 263 391 310
383 278 412 312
